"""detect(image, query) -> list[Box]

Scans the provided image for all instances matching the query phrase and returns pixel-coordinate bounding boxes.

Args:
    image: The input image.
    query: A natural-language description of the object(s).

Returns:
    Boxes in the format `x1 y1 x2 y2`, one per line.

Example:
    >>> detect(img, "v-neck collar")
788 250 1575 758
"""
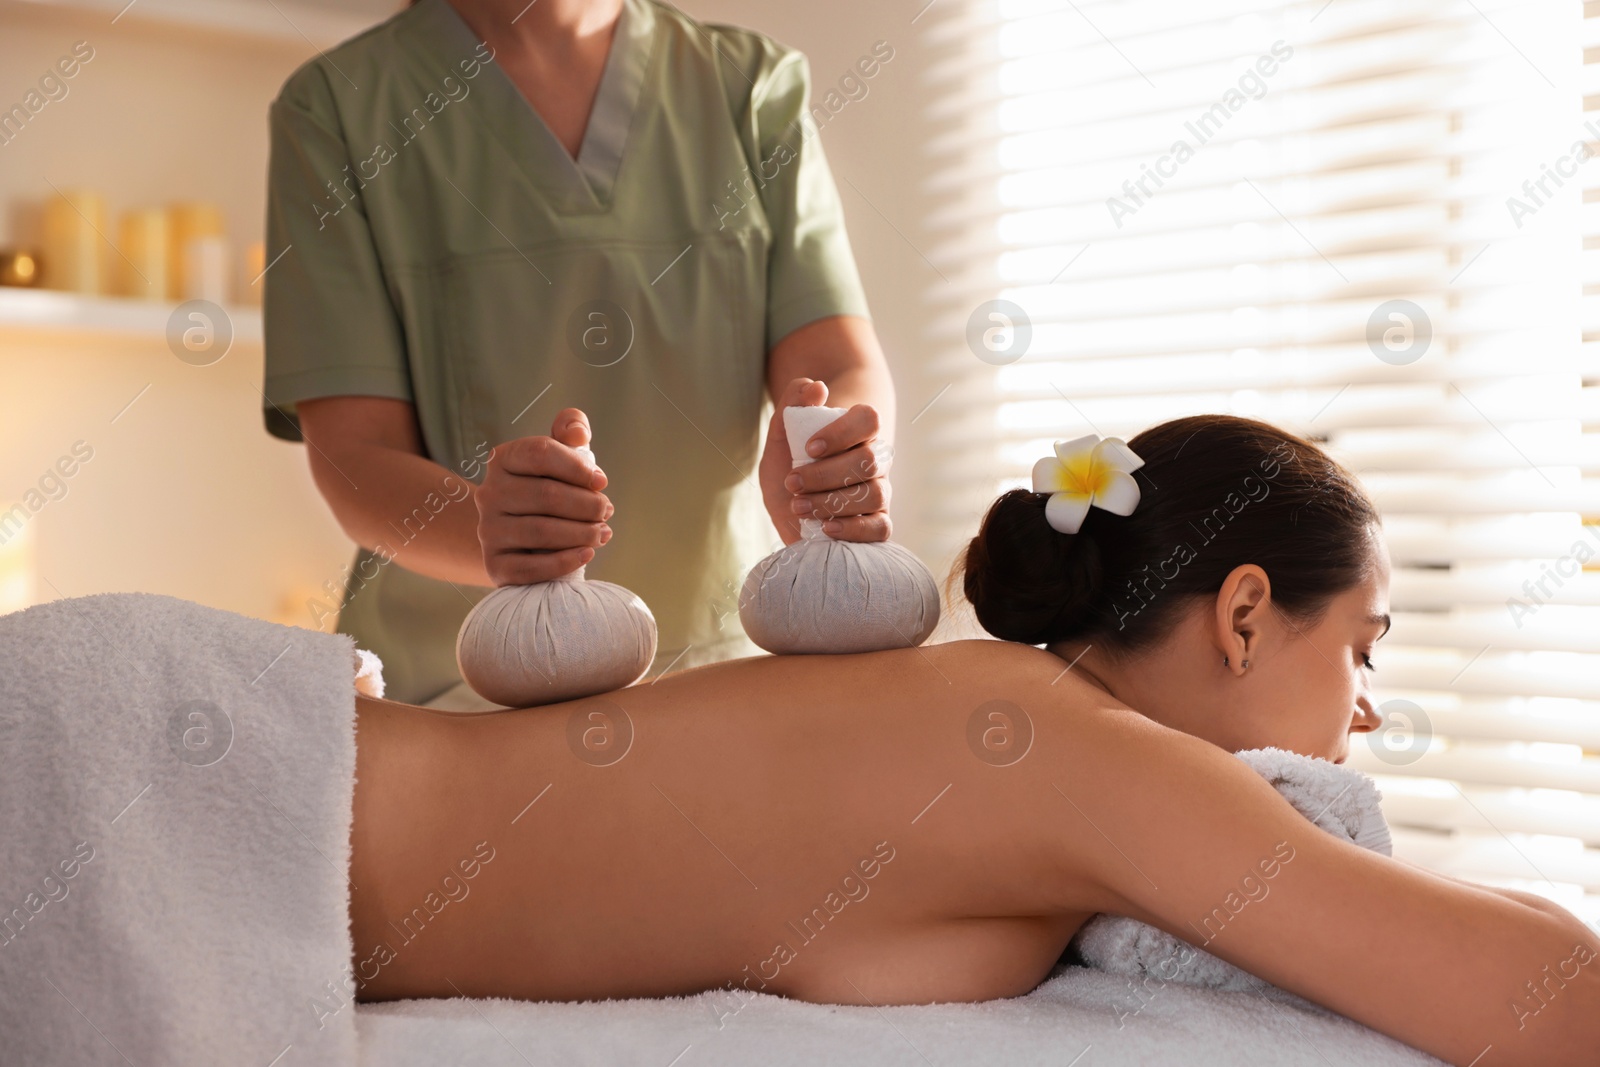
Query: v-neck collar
573 0 653 202
402 0 656 212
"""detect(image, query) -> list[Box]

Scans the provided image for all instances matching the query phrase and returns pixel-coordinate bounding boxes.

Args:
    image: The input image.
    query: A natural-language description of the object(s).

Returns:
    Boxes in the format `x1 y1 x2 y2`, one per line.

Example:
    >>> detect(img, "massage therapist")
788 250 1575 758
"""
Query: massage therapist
260 0 897 707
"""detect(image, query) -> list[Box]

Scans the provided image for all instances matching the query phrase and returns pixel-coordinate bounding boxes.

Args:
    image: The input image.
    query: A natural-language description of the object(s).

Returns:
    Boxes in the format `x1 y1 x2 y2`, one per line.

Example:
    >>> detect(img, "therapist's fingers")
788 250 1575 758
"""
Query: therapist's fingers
477 467 612 531
768 377 829 451
477 427 613 581
799 402 879 461
550 408 594 453
776 377 829 410
488 433 605 490
548 406 609 492
488 478 611 522
791 474 890 520
819 512 893 544
784 438 893 496
482 515 612 555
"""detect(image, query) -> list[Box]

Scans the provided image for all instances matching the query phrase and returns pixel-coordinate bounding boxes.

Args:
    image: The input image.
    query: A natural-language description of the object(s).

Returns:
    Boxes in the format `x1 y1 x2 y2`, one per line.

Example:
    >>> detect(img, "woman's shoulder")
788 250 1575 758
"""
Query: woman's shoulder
271 1 479 119
646 1 791 59
916 637 1138 715
643 1 807 100
844 637 1159 780
925 637 1075 671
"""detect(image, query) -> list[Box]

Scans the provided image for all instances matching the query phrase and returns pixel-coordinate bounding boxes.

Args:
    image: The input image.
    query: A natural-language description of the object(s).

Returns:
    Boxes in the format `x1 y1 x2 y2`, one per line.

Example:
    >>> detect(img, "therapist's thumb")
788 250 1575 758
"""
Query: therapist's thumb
550 408 592 451
549 408 604 489
777 378 829 411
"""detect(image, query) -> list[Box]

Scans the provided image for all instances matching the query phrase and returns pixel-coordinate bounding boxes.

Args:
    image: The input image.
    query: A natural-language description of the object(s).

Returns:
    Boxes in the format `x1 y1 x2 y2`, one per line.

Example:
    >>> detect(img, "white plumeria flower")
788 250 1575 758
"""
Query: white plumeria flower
1030 434 1146 535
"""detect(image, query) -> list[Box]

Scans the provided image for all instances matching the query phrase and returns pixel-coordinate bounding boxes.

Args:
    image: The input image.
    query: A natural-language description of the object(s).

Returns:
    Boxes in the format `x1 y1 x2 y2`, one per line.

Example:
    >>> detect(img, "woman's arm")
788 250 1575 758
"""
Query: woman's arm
1395 856 1592 929
1046 705 1600 1067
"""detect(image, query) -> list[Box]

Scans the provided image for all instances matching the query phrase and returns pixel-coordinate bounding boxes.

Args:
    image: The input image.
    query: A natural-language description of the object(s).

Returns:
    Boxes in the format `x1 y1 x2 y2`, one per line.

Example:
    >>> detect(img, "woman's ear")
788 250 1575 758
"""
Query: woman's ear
1213 563 1271 671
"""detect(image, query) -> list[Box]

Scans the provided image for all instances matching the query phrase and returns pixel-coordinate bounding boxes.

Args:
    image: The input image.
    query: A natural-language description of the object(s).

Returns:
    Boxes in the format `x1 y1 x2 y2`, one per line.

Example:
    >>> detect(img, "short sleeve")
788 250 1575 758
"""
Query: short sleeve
260 65 413 442
750 52 872 352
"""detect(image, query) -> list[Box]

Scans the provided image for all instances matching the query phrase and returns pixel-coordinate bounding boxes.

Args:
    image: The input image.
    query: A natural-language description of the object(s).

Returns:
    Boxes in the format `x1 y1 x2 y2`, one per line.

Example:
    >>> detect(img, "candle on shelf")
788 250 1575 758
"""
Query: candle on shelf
41 188 107 295
167 201 226 302
117 208 169 300
182 234 228 304
0 249 41 287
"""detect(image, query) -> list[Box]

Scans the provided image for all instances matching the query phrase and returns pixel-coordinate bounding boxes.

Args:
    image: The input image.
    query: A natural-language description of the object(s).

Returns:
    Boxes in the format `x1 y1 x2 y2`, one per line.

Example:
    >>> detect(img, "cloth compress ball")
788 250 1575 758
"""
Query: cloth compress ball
455 445 657 708
739 406 940 655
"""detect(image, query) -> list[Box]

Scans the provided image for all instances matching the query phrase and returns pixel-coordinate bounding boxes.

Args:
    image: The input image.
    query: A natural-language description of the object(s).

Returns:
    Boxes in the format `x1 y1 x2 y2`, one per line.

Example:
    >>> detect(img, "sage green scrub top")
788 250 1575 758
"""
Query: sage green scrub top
262 0 870 704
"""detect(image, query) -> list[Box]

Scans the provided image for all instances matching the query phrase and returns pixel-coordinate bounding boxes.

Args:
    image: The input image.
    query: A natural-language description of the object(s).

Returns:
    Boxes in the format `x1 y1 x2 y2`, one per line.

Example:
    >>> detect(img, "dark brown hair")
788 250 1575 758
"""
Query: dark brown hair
957 414 1382 655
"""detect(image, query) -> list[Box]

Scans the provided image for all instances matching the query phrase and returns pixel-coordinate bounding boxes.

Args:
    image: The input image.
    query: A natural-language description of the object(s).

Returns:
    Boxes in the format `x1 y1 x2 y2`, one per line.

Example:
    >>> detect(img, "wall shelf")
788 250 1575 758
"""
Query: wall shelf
0 287 261 345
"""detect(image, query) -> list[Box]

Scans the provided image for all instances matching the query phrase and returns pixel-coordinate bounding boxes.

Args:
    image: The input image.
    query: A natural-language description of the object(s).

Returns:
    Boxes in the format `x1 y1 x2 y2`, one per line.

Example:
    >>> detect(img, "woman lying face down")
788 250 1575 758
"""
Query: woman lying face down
348 414 1600 1067
959 414 1391 767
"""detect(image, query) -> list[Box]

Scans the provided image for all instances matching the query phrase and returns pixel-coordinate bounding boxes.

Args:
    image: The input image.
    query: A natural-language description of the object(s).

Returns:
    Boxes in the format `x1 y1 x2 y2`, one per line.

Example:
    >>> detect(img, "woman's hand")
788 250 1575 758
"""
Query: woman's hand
475 408 614 585
758 377 893 545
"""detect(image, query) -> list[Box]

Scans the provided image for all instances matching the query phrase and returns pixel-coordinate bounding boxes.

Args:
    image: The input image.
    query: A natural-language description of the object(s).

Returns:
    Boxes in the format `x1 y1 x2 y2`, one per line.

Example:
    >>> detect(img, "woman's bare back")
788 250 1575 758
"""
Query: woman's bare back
349 640 1098 1006
350 639 1600 1066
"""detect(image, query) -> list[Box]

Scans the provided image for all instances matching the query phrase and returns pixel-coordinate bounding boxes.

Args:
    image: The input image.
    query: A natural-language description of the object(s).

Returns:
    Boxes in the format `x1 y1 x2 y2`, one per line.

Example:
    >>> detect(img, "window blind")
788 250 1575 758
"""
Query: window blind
915 0 1600 925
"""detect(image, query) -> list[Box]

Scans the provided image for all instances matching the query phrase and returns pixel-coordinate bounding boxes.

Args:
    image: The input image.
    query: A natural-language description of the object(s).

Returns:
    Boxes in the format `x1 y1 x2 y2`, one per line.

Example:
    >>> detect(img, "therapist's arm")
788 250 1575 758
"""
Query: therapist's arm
297 397 611 587
761 314 897 544
297 396 494 586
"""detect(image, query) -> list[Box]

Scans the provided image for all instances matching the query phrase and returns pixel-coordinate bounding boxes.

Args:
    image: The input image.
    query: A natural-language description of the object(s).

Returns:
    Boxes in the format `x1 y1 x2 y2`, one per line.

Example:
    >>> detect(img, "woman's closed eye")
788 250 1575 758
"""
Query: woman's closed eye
1360 652 1376 672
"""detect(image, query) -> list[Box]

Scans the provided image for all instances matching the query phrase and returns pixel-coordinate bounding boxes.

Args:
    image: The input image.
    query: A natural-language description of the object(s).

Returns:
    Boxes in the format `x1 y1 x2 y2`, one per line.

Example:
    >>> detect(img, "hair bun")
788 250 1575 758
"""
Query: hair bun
960 489 1104 645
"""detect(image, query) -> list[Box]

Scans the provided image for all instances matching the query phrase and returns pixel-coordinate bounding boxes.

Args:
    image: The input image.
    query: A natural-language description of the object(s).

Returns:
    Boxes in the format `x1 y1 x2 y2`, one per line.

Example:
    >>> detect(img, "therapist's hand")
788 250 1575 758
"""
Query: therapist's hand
475 408 614 585
759 377 893 545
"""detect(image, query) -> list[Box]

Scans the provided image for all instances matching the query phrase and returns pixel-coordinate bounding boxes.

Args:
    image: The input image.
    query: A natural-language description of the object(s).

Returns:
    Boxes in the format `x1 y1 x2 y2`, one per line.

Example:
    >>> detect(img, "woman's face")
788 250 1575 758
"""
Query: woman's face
1228 550 1391 764
1074 537 1392 764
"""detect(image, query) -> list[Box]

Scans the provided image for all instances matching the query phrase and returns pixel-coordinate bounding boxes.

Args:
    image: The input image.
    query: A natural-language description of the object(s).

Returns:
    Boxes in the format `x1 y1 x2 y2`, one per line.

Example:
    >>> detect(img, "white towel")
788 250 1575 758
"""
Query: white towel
354 955 1441 1066
0 591 361 1066
1070 746 1391 993
354 647 386 698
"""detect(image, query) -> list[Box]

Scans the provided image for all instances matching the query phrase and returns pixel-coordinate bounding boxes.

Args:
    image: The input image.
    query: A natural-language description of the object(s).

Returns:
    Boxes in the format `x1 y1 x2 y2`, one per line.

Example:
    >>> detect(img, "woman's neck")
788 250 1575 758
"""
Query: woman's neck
1048 641 1120 701
1048 625 1245 755
445 0 622 49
